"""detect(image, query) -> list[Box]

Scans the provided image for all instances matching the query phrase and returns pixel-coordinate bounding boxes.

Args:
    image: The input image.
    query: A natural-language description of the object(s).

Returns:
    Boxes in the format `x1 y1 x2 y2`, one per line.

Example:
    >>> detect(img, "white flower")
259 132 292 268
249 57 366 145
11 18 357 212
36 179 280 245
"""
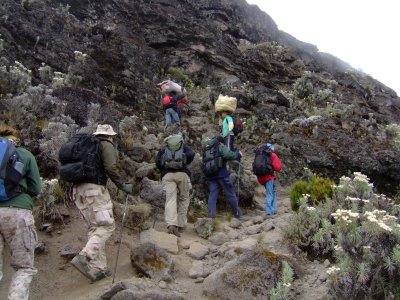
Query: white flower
307 206 316 211
334 245 343 251
326 266 340 275
378 222 392 232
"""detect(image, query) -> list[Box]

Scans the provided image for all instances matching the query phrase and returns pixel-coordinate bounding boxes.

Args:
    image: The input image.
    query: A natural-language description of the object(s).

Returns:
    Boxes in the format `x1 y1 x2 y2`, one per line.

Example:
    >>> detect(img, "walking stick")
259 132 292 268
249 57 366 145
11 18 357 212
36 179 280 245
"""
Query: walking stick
112 193 129 284
236 162 241 199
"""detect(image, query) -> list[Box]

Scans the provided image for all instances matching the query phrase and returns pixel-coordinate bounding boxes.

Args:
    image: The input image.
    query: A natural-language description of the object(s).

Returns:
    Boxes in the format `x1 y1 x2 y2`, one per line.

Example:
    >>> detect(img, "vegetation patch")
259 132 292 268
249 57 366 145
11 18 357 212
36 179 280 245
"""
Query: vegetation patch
284 172 400 299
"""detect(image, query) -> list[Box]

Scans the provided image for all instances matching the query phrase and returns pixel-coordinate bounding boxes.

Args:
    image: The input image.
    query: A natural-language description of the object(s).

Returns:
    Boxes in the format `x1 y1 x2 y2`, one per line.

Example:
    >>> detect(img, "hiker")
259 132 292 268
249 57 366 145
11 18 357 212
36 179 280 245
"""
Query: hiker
219 111 235 151
155 132 195 237
203 136 242 219
70 124 133 283
162 93 180 128
254 143 282 217
214 95 238 151
158 80 187 128
0 125 42 300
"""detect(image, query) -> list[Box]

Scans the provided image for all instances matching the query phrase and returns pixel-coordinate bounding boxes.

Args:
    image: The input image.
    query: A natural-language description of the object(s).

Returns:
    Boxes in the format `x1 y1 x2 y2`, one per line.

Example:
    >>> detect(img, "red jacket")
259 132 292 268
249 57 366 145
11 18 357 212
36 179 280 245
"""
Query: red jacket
257 152 282 185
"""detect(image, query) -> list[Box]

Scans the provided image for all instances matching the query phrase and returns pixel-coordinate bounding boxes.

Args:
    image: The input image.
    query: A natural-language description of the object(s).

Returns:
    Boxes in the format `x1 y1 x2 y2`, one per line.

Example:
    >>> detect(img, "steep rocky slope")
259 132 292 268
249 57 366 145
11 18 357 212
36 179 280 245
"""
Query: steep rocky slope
1 0 400 299
1 0 399 192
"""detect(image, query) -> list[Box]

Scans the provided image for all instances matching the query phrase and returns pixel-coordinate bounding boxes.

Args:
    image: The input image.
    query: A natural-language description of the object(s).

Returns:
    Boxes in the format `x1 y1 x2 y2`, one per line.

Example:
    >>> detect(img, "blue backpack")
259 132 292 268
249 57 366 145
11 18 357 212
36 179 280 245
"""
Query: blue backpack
0 138 24 201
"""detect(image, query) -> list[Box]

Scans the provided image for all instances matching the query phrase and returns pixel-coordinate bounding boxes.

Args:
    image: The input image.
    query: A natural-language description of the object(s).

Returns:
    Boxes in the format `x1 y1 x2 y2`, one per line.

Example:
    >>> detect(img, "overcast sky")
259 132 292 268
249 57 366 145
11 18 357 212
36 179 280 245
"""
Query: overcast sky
246 0 400 96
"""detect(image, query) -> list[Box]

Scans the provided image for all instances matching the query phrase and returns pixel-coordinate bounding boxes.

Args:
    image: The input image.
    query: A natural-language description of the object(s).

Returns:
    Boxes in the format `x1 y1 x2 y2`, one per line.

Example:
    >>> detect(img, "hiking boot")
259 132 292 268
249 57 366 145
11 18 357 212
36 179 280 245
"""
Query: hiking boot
177 226 185 233
71 255 95 281
90 269 112 283
167 225 181 237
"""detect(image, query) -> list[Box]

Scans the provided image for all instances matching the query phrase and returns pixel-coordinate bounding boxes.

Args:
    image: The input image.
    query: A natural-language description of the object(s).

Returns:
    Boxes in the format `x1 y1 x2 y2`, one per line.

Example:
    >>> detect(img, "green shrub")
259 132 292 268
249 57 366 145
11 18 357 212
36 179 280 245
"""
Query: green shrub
284 172 400 299
290 179 308 211
293 71 313 99
166 67 193 89
309 176 334 205
290 175 334 211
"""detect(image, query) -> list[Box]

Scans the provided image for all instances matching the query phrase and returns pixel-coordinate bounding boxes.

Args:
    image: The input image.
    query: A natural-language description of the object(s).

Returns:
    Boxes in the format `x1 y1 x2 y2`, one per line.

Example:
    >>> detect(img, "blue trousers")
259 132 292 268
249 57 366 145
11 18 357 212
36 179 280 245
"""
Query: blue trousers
265 180 277 215
207 176 241 218
165 108 180 127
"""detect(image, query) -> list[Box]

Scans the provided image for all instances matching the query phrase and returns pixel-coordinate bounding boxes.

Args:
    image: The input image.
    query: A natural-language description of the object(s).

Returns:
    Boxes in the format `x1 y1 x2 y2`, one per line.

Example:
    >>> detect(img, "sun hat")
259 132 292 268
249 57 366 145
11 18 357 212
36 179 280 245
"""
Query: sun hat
93 124 117 136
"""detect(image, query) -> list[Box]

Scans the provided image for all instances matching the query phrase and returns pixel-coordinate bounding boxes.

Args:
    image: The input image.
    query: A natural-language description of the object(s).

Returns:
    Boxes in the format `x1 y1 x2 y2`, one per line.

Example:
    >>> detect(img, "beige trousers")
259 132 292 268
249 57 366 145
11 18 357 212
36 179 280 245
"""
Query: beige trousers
0 207 38 300
73 183 115 272
162 172 191 227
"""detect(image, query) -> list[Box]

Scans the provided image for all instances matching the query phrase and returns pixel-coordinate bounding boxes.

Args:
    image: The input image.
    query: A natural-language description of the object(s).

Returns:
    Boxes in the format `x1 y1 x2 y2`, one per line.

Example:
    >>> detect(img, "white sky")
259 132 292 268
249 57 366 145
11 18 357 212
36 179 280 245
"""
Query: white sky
246 0 400 95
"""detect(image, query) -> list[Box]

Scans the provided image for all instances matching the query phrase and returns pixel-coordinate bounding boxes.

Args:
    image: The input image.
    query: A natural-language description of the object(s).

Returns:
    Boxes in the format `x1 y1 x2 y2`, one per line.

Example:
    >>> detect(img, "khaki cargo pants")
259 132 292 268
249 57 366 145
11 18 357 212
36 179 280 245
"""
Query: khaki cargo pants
162 172 191 227
0 207 38 300
73 183 115 272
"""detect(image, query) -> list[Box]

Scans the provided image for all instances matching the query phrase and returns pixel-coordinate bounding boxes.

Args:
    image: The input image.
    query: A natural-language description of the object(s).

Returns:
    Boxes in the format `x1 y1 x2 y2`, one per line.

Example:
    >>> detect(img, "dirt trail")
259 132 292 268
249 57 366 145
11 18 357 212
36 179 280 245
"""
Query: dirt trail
1 184 294 300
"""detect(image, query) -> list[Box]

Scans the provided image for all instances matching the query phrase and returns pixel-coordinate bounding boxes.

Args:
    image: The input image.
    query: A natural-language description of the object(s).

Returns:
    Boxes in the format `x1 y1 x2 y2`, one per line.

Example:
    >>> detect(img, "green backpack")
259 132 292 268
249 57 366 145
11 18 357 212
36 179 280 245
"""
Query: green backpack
161 134 186 169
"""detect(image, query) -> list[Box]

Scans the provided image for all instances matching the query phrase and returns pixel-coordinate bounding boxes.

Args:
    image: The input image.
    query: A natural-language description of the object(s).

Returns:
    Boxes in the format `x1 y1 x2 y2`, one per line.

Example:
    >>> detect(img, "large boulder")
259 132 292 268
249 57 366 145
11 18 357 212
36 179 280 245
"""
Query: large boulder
130 242 175 282
203 247 289 300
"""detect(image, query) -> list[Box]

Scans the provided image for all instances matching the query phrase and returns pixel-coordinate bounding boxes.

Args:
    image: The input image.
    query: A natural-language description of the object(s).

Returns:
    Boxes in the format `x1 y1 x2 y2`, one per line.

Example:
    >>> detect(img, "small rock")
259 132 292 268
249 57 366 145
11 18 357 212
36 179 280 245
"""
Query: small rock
263 223 275 232
186 242 209 260
319 274 328 282
227 231 239 240
208 232 229 246
35 241 48 254
245 224 263 235
252 216 264 224
242 220 253 227
229 218 242 229
60 244 80 259
194 277 204 283
180 240 191 249
41 223 52 231
323 259 330 267
159 281 167 289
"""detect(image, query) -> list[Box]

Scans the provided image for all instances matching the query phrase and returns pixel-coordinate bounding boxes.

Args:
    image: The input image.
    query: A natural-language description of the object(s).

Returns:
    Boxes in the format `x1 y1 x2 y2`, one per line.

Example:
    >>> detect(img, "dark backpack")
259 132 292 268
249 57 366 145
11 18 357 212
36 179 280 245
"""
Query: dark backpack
225 116 243 136
232 116 243 136
252 146 274 177
58 134 104 183
201 138 223 176
0 138 24 201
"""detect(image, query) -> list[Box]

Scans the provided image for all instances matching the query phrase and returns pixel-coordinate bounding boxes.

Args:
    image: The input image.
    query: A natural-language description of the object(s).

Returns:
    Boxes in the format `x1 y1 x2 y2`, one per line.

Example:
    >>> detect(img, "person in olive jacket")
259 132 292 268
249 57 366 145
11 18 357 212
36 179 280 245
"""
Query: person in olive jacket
71 124 133 283
0 125 42 300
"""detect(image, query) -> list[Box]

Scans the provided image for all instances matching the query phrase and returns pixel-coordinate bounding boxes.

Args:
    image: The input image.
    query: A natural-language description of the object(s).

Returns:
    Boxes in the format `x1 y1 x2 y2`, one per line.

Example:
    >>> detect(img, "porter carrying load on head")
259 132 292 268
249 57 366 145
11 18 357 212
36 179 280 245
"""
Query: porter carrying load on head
215 94 243 151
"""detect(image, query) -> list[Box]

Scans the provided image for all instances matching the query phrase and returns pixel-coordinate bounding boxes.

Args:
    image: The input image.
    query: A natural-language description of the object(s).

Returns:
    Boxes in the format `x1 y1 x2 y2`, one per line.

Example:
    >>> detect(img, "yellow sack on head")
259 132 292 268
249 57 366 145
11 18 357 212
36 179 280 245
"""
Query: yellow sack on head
215 94 237 113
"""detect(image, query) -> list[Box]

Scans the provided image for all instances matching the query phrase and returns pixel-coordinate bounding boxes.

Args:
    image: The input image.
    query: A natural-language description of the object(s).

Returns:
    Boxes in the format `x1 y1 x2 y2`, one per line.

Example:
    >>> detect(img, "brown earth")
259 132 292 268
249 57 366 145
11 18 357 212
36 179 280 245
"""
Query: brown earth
1 185 328 300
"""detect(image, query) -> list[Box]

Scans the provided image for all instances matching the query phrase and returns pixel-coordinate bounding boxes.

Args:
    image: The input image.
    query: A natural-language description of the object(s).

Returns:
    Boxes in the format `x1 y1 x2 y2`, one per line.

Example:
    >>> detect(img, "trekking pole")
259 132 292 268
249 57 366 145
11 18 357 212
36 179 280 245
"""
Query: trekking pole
236 162 241 199
112 193 129 284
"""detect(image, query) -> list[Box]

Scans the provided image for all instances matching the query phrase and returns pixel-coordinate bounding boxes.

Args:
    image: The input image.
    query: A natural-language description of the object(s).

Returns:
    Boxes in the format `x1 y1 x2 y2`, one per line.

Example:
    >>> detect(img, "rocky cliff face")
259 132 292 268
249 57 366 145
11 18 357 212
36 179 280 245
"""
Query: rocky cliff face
1 0 399 193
